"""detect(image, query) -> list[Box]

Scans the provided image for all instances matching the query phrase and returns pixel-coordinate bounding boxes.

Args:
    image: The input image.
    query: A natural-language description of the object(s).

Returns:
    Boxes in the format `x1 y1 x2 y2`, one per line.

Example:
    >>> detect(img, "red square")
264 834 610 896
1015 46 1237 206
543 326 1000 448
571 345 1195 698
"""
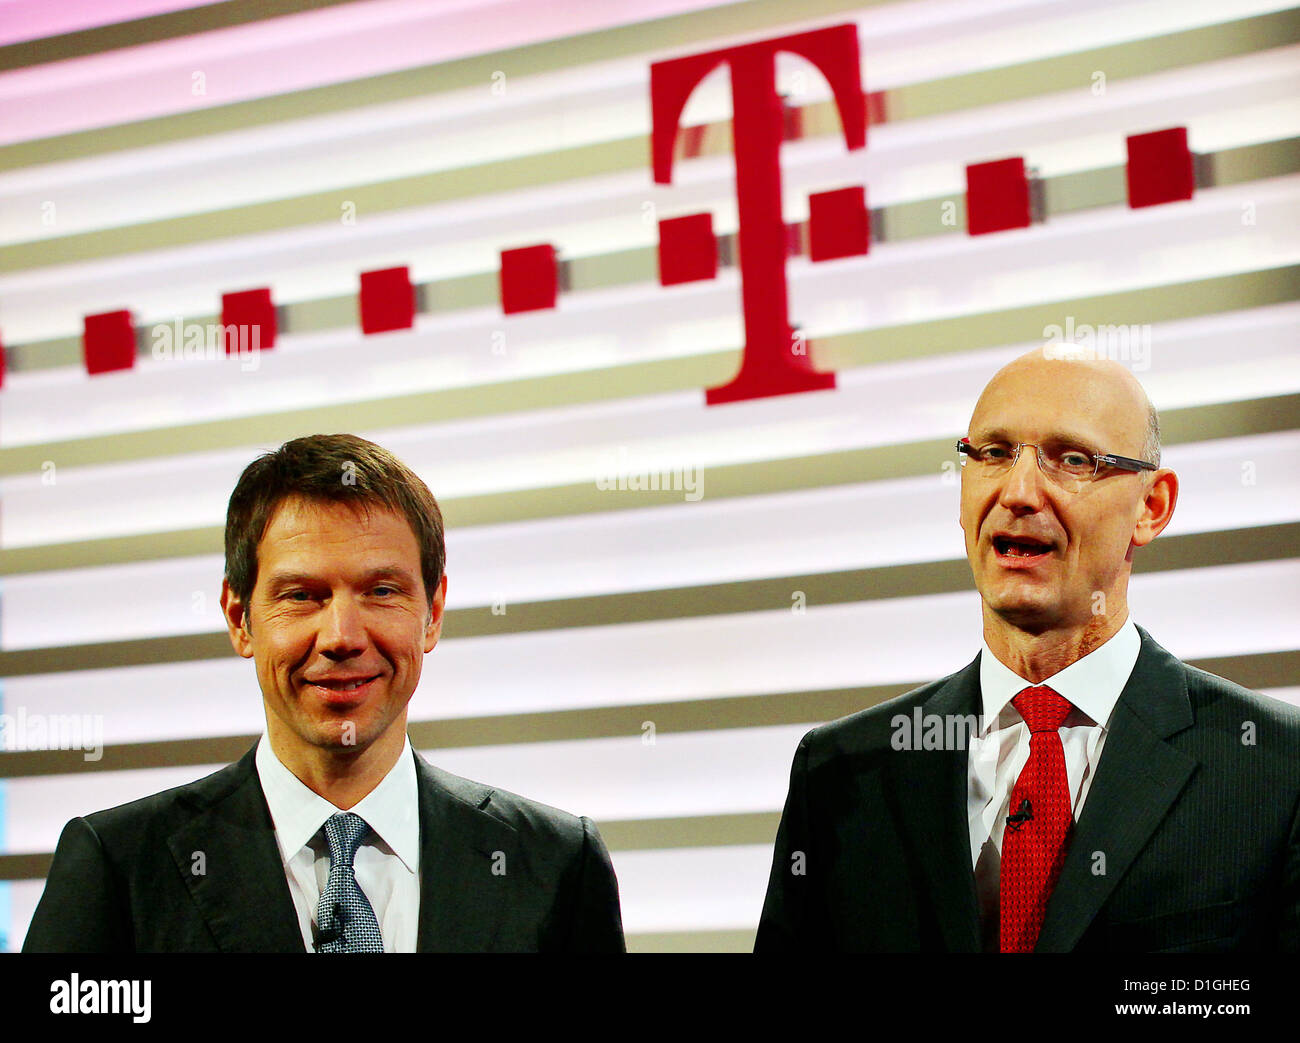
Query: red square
658 213 717 286
809 186 869 261
500 244 558 314
1126 127 1194 208
966 157 1031 236
83 309 136 375
220 288 276 354
359 266 415 334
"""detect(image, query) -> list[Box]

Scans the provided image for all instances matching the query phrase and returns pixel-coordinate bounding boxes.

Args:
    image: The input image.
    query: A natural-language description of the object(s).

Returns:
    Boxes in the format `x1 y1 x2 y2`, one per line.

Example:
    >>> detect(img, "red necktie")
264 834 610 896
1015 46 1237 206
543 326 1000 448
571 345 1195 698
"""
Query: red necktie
1000 685 1073 953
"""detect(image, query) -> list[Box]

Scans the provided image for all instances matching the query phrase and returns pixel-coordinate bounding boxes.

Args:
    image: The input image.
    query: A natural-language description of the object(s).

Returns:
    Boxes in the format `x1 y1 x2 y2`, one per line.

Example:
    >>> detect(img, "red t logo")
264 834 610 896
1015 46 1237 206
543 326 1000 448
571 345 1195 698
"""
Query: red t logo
651 24 866 405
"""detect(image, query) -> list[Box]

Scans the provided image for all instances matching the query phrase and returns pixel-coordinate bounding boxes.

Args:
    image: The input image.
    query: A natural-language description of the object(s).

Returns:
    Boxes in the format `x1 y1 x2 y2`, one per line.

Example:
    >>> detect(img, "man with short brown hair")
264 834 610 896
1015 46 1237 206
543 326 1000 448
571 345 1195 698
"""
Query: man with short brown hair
26 434 625 952
757 348 1300 952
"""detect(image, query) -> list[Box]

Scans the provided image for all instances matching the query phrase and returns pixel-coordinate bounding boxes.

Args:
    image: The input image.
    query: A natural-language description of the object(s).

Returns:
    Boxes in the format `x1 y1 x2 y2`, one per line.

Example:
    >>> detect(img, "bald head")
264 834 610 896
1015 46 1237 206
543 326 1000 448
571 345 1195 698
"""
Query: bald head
971 348 1160 468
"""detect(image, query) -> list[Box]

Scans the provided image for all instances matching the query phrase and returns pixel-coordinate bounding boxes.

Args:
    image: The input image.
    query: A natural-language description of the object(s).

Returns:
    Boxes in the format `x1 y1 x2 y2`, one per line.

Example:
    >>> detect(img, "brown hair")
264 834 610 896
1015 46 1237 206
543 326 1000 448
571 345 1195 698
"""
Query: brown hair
224 434 444 617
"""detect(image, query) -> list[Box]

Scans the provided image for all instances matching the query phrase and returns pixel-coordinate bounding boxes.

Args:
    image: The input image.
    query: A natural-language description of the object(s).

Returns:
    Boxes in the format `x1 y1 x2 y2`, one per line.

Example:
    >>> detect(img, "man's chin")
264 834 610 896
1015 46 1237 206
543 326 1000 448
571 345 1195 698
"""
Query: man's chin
295 714 384 754
316 729 367 752
983 590 1062 633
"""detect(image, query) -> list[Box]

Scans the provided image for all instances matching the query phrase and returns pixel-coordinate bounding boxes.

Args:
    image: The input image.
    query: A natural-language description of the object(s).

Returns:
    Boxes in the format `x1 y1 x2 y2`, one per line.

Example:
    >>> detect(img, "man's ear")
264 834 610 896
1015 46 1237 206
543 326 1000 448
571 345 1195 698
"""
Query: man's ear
220 578 255 659
424 574 448 654
1131 468 1179 548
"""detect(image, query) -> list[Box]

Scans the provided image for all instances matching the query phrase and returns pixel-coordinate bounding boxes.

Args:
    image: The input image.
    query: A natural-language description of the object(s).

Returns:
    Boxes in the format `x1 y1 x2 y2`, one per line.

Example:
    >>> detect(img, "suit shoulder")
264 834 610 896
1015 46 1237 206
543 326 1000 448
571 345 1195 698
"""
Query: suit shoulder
797 669 970 763
76 755 253 843
1182 661 1300 733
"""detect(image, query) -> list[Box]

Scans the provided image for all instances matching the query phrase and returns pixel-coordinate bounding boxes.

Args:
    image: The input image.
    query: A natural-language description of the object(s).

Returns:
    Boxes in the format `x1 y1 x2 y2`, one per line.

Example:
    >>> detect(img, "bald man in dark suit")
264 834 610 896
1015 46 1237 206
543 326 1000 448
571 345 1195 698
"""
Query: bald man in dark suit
757 349 1300 952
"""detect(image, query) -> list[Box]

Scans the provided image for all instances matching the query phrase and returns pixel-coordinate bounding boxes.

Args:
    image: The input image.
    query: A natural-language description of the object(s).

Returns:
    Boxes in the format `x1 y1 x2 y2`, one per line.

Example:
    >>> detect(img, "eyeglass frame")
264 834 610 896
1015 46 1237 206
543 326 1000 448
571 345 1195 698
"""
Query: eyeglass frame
955 437 1158 484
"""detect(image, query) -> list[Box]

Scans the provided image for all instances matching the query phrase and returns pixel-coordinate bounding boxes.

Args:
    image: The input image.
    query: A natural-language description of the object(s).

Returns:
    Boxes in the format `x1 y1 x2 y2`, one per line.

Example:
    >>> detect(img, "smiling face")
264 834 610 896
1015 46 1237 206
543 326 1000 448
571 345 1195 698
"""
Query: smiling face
959 351 1176 649
221 495 446 776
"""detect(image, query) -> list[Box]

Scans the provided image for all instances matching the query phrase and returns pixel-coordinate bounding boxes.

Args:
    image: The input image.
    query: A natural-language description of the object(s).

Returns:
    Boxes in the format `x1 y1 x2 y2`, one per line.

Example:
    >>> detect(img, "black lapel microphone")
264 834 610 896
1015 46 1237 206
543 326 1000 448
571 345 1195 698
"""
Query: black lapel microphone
1005 798 1033 832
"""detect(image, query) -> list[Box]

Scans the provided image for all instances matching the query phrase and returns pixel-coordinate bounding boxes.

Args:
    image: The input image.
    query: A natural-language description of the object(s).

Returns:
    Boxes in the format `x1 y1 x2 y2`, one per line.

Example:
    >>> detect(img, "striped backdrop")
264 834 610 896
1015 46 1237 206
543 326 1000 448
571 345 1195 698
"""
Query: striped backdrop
0 0 1297 952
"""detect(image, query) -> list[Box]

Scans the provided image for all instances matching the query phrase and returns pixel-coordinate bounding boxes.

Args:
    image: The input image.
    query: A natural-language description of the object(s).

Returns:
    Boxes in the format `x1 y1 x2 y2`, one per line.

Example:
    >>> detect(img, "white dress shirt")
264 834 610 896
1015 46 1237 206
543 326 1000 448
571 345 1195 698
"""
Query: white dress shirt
967 617 1141 946
255 735 421 952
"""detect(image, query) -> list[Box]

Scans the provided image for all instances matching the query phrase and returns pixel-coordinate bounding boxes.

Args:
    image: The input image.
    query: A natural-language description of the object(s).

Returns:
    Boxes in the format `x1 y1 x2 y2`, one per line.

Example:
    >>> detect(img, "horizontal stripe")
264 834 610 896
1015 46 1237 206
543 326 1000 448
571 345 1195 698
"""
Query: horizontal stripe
8 136 1297 370
0 0 408 72
613 841 773 936
599 812 781 852
3 384 1297 574
625 929 756 953
0 0 872 170
0 853 50 881
2 264 1295 483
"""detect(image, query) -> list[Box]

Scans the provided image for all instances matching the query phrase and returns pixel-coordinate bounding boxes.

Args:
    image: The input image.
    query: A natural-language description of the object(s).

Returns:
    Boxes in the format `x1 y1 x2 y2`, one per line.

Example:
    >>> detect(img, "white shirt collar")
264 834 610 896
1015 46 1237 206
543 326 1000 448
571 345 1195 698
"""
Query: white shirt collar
978 616 1141 735
255 734 421 873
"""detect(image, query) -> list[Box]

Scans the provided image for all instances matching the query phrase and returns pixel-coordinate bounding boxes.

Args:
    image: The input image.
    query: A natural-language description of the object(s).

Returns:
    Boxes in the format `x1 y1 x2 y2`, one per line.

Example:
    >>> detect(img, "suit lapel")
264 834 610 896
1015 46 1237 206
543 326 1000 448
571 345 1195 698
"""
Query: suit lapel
1035 628 1197 951
167 746 305 953
892 656 983 952
413 753 519 952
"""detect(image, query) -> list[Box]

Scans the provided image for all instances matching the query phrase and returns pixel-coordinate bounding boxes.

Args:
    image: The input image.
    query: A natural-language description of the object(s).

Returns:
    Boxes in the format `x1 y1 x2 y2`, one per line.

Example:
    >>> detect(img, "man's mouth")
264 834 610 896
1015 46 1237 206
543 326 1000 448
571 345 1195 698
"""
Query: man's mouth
308 676 378 689
302 675 381 701
992 535 1054 564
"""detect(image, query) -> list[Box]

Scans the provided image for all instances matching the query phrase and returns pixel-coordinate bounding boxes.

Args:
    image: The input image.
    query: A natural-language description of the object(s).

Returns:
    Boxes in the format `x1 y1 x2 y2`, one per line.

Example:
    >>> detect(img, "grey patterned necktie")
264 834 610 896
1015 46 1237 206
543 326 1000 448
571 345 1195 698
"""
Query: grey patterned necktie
314 811 385 953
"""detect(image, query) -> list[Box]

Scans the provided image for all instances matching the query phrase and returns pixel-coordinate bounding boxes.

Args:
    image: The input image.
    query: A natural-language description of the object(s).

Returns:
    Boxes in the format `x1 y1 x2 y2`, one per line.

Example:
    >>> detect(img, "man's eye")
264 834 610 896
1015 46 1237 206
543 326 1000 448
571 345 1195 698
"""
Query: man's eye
1059 451 1093 469
372 586 394 597
980 445 1012 460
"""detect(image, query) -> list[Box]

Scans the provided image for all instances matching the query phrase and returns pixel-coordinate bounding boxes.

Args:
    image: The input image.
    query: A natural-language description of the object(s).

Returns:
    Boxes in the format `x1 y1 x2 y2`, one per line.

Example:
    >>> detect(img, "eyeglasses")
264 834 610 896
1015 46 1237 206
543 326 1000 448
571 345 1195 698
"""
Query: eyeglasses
956 438 1157 489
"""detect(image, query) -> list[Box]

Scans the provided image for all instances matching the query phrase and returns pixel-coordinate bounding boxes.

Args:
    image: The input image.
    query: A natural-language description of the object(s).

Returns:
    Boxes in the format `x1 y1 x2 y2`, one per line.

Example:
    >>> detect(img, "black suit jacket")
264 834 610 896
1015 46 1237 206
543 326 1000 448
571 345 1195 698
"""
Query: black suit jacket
24 744 625 952
756 627 1300 952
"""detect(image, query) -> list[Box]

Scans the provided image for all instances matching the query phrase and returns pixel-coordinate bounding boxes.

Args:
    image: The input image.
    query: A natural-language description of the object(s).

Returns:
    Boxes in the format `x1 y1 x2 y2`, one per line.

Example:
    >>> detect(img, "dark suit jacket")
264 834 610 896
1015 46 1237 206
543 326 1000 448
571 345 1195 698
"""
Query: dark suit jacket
23 744 625 952
756 626 1300 952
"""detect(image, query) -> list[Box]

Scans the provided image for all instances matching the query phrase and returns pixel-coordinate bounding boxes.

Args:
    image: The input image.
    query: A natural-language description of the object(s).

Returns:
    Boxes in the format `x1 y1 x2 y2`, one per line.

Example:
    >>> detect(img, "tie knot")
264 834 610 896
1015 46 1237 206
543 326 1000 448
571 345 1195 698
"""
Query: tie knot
1012 685 1072 733
323 811 370 868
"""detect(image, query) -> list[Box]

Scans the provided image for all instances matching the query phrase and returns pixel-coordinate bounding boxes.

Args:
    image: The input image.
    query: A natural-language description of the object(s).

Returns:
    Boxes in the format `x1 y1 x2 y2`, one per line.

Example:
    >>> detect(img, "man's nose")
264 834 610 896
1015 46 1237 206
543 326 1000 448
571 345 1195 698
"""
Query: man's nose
998 444 1049 509
317 594 367 655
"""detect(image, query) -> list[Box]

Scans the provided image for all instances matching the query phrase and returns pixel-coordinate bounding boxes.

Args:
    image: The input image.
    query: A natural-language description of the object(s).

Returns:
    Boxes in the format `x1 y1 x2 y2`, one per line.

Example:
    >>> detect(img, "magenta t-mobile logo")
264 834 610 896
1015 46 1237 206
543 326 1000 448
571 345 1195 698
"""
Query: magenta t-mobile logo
650 24 866 405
